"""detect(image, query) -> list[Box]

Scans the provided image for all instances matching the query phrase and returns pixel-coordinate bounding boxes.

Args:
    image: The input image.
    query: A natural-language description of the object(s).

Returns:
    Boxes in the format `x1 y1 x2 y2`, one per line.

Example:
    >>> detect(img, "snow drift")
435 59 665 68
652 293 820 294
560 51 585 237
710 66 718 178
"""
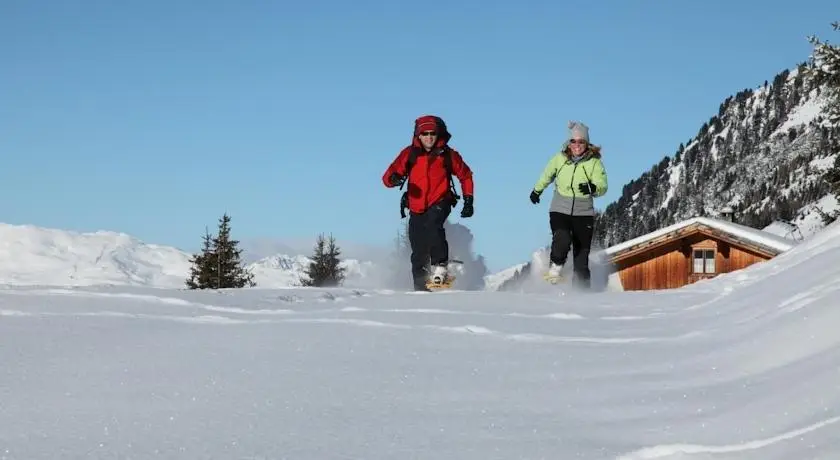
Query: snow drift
2 219 840 458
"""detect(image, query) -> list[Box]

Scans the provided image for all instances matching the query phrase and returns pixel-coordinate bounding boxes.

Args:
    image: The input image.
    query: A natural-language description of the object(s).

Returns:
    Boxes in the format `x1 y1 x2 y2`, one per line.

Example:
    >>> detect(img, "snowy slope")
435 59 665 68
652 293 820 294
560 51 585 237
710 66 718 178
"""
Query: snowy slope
762 219 805 240
0 223 376 289
3 220 840 458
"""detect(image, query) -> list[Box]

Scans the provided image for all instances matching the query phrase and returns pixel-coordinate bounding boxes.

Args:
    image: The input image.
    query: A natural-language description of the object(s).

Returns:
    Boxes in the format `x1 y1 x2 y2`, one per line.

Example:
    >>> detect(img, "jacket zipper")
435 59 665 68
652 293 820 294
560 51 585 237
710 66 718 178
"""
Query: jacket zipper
425 154 431 211
569 162 578 216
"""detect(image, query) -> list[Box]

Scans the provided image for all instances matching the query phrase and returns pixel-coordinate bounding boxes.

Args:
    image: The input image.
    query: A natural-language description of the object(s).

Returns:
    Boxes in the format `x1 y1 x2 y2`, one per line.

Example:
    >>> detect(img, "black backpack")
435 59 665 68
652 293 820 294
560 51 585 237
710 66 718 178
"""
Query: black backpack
399 146 459 218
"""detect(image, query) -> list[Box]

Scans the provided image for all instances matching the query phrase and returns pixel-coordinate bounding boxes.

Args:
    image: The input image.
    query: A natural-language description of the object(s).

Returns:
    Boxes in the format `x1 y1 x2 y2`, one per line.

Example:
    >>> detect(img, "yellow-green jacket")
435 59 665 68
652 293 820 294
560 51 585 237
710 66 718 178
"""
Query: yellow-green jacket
533 148 608 216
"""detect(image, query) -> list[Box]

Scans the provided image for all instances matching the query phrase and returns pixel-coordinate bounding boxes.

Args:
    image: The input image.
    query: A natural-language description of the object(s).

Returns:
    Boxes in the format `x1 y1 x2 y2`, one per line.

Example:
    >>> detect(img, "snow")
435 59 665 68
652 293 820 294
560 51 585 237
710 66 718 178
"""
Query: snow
660 162 684 209
0 221 500 292
0 223 376 289
716 123 731 143
762 220 804 241
3 218 840 458
708 124 732 162
776 90 828 133
483 261 527 291
791 193 840 238
809 153 838 171
684 139 699 152
604 216 797 256
247 254 376 288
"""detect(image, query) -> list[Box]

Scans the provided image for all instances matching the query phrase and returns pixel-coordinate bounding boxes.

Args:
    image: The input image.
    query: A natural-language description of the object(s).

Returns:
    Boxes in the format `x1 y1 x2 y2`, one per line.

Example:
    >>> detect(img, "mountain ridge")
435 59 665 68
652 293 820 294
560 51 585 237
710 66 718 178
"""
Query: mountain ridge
595 62 840 248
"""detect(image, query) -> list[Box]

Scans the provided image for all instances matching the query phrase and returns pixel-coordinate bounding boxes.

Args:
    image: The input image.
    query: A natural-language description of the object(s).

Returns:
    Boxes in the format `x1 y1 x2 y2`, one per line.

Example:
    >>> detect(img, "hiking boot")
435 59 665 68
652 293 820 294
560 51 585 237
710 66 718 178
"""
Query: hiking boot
431 264 448 284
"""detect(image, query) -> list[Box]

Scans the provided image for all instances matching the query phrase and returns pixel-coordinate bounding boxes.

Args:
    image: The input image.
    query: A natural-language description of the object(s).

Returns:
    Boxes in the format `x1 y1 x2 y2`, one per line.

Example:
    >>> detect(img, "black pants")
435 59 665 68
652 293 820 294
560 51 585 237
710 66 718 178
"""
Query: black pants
408 201 451 289
549 212 594 287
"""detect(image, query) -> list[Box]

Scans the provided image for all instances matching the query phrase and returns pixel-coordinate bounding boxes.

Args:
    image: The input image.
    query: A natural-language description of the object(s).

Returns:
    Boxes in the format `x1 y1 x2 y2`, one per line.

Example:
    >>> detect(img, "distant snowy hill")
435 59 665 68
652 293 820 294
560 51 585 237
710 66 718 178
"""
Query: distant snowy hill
0 223 375 289
247 254 376 288
0 223 192 287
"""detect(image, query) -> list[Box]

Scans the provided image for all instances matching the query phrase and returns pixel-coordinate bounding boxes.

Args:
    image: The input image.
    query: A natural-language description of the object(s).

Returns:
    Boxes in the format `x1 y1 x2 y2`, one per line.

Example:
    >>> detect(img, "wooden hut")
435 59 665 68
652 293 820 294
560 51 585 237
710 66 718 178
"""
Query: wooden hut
603 217 796 291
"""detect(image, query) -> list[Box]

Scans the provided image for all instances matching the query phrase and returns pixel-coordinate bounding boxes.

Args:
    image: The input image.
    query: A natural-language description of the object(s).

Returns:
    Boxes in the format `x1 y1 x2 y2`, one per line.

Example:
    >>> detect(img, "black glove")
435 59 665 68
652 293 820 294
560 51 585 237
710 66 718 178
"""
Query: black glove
460 195 474 218
530 190 541 204
578 181 596 195
389 172 405 187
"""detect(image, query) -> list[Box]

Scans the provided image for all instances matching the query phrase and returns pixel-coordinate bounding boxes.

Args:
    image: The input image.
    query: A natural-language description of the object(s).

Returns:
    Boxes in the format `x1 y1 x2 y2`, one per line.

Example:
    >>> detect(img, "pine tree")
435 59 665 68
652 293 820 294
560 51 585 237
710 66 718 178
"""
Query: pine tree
300 233 346 287
212 213 256 288
324 235 346 285
300 235 327 286
807 21 840 124
817 152 840 225
808 22 840 224
184 213 256 289
185 227 215 289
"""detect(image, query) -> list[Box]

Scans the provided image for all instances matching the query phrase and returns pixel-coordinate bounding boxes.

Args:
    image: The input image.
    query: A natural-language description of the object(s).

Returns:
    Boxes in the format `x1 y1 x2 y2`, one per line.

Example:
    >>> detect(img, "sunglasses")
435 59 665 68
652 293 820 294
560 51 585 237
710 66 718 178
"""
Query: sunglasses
419 131 437 137
569 139 587 145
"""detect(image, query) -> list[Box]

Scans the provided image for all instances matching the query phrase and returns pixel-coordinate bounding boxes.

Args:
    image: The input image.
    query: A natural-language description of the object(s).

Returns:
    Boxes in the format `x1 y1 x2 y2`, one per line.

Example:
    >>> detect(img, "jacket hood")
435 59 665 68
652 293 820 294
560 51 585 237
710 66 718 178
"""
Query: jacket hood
411 115 451 149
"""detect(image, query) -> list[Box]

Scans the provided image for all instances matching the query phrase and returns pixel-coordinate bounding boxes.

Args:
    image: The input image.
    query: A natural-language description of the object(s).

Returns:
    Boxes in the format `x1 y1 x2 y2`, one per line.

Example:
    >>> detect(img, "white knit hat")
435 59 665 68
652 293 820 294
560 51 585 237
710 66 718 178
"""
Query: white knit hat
568 120 589 142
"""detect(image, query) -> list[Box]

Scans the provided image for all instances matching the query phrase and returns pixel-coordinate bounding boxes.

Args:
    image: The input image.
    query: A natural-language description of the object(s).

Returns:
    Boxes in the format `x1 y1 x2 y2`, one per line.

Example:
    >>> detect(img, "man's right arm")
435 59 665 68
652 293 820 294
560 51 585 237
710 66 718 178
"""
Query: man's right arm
382 147 411 187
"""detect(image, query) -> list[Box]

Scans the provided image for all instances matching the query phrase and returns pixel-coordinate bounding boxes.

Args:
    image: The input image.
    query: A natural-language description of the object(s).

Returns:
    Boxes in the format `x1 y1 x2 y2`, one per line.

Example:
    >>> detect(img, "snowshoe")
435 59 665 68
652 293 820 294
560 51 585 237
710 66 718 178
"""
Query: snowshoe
417 259 464 291
425 274 456 291
543 272 565 284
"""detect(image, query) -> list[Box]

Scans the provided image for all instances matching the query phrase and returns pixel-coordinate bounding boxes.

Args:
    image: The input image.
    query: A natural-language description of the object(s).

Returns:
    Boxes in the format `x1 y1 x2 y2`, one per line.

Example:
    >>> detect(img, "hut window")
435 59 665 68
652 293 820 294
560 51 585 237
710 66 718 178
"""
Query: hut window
693 249 716 273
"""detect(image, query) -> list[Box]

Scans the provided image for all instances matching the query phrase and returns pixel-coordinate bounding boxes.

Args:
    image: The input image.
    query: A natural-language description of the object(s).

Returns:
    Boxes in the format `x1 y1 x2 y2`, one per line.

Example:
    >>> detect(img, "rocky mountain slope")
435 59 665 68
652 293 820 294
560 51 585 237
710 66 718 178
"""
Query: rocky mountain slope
595 62 840 248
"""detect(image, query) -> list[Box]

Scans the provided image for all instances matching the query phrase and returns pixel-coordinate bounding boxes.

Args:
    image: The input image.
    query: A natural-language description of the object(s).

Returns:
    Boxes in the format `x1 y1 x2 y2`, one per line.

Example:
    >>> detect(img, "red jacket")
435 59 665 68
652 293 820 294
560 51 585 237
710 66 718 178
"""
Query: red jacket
382 143 474 214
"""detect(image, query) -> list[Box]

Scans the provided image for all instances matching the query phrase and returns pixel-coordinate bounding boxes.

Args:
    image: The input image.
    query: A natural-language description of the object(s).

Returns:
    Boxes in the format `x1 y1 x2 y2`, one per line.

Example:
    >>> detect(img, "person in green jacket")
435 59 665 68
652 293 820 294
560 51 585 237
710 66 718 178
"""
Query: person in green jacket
530 120 608 288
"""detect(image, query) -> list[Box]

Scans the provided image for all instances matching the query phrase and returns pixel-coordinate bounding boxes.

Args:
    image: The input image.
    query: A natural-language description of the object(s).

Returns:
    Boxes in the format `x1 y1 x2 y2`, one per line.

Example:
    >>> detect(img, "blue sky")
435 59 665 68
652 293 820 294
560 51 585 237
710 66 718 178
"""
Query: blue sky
1 1 837 272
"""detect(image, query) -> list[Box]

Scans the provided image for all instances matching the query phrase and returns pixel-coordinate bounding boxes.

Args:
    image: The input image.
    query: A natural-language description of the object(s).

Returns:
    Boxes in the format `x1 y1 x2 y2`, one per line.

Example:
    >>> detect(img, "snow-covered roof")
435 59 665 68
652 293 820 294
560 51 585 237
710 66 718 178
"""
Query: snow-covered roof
604 216 797 257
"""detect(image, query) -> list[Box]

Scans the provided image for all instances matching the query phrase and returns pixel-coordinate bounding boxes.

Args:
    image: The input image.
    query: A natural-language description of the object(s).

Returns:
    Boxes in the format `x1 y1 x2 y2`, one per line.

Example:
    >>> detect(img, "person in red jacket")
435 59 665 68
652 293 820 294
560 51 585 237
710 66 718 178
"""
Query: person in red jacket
382 115 474 291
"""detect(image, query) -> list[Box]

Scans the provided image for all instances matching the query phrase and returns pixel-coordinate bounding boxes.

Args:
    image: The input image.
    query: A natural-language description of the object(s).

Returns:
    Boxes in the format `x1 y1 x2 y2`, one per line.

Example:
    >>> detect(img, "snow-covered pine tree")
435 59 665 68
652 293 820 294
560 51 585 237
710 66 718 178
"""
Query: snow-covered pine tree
809 21 840 224
808 21 840 124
